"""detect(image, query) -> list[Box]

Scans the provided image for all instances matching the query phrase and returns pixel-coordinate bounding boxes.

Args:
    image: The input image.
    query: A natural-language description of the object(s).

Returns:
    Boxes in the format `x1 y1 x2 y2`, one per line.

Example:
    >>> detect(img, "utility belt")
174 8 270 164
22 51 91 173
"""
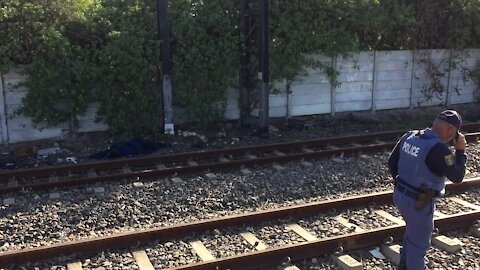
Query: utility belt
395 177 439 211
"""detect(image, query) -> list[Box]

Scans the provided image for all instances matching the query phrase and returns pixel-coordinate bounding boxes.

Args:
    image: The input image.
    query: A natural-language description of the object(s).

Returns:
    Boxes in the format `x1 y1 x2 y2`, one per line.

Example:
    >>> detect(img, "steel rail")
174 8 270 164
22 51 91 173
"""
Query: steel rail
171 211 480 270
2 122 479 181
1 130 479 194
1 130 405 180
1 177 479 265
0 143 394 194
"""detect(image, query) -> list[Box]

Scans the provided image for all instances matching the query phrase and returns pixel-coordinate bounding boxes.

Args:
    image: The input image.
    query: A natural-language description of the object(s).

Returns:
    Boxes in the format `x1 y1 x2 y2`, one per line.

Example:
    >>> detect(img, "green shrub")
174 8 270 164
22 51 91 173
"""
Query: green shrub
1 0 480 137
0 0 100 128
170 0 239 123
94 0 162 137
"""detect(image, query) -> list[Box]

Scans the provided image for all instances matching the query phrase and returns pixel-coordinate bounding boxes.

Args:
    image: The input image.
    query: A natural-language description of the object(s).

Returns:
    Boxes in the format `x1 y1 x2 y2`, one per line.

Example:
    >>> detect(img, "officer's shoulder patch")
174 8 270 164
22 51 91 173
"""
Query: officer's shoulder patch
444 154 454 166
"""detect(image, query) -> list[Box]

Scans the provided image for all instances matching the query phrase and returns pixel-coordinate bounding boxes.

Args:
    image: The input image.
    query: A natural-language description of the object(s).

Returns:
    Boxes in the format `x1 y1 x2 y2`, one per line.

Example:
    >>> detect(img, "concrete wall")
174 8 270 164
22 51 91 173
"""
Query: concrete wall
1 49 479 144
225 48 479 119
0 71 108 144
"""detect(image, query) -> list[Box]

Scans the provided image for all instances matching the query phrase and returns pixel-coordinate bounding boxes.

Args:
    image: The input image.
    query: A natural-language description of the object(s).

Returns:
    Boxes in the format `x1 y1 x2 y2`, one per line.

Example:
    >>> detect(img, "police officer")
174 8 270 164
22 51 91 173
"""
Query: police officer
388 110 467 270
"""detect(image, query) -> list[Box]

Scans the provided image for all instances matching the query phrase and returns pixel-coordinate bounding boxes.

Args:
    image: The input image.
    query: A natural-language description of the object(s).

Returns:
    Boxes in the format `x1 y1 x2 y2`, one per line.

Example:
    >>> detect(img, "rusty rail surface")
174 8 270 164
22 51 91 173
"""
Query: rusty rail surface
1 124 479 194
2 122 480 179
172 211 480 270
1 130 409 179
1 176 479 266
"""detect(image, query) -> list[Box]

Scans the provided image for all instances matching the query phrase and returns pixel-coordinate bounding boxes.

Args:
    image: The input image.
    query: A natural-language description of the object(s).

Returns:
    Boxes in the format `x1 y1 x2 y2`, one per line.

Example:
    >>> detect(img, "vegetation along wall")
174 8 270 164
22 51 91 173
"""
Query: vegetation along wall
1 0 480 143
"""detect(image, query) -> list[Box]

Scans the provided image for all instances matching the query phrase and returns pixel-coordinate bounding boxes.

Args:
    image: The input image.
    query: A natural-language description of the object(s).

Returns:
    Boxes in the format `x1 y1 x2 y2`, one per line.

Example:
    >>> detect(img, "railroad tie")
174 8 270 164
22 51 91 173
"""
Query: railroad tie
284 266 301 270
122 168 132 174
133 182 144 188
7 180 17 187
328 218 365 270
240 168 253 175
273 150 286 156
49 175 59 183
448 197 480 211
331 254 363 270
66 262 82 270
360 154 371 160
240 232 268 251
187 160 198 166
380 244 402 265
302 148 314 153
49 192 61 199
93 187 105 194
329 216 365 269
326 145 339 150
301 161 313 167
3 198 15 205
132 250 155 270
240 231 303 270
218 157 230 162
273 163 285 171
433 211 448 219
286 224 318 241
432 235 463 253
331 158 344 163
334 216 365 233
156 163 167 169
245 154 257 159
374 210 405 225
350 143 363 147
205 173 217 179
376 208 462 254
189 240 216 262
171 177 184 184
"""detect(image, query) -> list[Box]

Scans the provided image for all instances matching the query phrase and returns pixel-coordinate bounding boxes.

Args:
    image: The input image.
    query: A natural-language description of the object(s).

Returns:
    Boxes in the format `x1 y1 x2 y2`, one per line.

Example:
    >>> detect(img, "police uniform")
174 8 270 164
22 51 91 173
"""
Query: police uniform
388 112 467 270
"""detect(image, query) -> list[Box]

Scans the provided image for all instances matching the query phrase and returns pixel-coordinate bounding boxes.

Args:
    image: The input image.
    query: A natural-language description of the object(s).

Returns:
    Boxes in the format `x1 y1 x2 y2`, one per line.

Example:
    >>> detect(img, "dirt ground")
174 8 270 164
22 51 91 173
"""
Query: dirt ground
1 103 479 170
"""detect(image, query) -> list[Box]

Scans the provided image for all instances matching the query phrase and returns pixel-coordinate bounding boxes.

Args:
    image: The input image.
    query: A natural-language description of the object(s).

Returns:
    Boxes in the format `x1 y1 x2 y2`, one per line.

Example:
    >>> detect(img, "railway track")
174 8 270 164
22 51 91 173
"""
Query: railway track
2 176 480 269
1 123 479 195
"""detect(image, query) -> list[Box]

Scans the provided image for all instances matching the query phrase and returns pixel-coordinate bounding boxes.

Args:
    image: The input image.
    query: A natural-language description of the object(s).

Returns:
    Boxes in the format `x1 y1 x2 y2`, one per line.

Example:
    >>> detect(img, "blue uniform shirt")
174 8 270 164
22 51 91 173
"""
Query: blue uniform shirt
388 128 467 194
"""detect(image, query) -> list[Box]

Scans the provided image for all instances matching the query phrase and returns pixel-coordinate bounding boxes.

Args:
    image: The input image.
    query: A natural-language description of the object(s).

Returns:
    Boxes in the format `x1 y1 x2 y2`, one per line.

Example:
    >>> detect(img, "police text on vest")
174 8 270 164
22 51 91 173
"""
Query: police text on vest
402 142 420 157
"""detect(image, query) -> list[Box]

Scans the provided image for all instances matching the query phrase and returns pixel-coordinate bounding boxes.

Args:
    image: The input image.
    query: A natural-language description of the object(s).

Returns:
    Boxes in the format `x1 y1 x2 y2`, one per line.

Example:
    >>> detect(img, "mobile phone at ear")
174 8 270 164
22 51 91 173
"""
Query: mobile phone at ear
449 131 460 146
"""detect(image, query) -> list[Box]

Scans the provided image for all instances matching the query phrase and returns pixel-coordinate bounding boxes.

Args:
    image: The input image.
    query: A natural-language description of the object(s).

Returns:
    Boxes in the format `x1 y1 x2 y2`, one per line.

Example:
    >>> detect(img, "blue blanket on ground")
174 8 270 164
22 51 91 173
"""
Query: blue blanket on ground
89 138 168 159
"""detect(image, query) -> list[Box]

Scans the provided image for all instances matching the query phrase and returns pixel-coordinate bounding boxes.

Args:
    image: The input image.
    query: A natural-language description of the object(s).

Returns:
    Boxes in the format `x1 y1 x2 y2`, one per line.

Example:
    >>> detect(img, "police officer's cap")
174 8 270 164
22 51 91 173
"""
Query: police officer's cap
436 110 462 130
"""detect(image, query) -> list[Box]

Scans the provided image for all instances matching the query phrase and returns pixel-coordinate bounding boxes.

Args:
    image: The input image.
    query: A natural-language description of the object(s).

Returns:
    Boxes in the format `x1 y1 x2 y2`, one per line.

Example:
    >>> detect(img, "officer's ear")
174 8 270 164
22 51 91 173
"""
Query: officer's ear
448 128 454 137
449 126 457 137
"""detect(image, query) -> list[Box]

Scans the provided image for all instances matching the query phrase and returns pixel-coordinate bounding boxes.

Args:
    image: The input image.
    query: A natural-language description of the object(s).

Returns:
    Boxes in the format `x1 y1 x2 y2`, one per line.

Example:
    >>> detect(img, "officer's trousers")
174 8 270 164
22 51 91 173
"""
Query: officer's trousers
393 189 434 270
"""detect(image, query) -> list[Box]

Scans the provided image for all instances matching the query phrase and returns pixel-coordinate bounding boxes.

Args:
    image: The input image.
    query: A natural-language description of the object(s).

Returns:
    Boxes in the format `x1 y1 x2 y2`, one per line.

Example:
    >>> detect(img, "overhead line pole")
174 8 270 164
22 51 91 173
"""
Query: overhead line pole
257 0 270 138
157 0 174 135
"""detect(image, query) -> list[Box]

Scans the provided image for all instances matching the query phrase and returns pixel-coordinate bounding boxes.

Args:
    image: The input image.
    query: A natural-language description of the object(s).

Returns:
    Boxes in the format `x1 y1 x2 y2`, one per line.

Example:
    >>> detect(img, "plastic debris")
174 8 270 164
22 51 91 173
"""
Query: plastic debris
37 146 61 157
66 157 77 163
369 247 386 259
179 131 207 142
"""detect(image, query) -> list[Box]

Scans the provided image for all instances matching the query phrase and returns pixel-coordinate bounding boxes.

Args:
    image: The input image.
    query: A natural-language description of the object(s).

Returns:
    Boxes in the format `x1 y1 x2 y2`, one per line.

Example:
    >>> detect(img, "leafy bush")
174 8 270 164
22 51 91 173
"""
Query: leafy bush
0 0 100 127
1 0 479 137
170 0 239 123
94 0 162 137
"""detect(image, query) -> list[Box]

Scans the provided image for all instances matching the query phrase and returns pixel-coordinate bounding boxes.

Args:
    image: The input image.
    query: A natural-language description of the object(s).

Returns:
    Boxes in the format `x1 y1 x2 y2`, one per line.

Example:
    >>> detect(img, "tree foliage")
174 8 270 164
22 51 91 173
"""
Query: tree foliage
94 0 161 137
0 0 479 137
170 0 239 123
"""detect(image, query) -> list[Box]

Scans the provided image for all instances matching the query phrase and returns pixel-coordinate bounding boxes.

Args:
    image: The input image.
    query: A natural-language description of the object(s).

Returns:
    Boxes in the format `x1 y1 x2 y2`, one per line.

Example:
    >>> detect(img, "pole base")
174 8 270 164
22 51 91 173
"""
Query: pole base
164 123 174 135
